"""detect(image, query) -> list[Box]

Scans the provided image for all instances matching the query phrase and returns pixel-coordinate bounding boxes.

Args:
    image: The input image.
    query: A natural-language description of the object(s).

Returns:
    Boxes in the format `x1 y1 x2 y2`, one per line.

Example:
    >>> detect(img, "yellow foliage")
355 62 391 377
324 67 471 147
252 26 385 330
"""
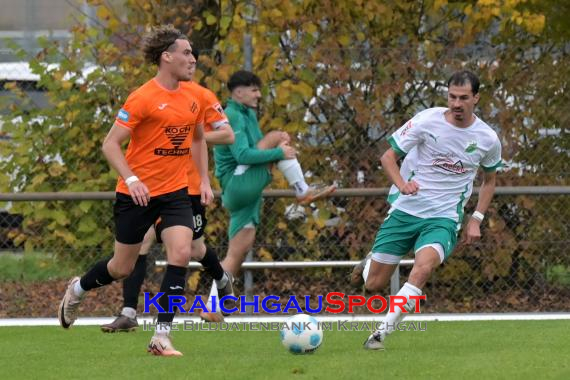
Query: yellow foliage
477 0 498 6
524 14 546 35
433 0 448 10
96 6 110 20
187 271 202 292
306 229 317 241
338 35 351 46
305 22 318 34
206 14 217 26
270 8 283 19
274 82 291 106
291 81 313 99
257 247 273 261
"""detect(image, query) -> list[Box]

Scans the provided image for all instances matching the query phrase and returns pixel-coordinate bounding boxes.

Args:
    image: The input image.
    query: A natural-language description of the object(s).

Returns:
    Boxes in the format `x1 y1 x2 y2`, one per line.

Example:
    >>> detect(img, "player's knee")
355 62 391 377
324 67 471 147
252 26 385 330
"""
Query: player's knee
110 263 136 280
365 276 387 293
191 240 207 260
168 245 192 266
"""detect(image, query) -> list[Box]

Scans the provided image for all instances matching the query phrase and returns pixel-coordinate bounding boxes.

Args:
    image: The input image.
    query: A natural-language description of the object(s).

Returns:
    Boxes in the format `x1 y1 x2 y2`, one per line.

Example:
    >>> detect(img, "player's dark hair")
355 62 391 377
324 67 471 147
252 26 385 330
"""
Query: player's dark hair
142 25 189 66
191 49 200 61
228 70 262 92
447 70 480 95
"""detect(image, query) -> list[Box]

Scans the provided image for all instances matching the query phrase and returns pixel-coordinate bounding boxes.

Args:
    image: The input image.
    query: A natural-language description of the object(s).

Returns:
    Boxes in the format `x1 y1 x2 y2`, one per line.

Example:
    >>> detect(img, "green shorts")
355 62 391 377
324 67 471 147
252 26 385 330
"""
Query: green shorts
220 165 272 240
370 209 458 263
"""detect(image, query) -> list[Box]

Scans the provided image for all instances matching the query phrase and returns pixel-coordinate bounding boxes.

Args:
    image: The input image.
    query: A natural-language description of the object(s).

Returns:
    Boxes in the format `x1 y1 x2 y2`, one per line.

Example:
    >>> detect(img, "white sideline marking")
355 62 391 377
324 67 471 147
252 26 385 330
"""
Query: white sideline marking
1 313 570 327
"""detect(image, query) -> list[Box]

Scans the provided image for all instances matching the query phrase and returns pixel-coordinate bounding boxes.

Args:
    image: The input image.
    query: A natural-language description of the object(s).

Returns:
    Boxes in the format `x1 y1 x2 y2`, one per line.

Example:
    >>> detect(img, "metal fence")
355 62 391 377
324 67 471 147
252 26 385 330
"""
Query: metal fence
1 187 569 317
1 18 569 318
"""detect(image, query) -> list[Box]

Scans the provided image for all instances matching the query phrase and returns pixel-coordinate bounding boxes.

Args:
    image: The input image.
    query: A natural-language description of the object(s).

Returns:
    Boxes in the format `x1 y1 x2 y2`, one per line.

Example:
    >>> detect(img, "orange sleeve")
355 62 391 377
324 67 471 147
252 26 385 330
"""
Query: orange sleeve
202 89 228 131
194 97 206 134
114 90 147 130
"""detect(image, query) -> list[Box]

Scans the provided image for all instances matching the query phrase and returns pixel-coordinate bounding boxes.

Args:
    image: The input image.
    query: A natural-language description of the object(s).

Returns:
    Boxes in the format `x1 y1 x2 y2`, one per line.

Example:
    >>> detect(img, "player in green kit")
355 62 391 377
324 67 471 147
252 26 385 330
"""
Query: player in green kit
200 70 336 320
352 70 502 350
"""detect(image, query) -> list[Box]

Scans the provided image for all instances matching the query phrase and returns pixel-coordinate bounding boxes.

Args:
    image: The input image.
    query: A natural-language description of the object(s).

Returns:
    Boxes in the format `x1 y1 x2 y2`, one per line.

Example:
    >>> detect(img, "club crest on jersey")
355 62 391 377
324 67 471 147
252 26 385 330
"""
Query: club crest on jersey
465 141 478 154
117 109 129 122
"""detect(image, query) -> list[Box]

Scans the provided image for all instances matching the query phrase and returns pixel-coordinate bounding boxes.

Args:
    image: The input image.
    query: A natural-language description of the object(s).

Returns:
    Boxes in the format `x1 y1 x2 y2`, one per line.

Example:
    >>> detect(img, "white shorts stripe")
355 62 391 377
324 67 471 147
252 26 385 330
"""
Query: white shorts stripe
415 243 445 264
370 252 401 265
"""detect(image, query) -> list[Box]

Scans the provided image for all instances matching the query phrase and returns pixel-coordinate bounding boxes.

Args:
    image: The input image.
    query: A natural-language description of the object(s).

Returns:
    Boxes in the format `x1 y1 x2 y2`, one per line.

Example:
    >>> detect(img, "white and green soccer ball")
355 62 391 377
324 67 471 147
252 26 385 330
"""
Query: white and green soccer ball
280 314 323 354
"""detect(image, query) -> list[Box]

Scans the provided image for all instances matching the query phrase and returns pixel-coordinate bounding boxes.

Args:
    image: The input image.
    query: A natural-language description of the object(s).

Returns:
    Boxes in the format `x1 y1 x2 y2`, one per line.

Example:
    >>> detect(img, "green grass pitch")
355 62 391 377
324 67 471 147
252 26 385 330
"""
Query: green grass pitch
1 320 569 379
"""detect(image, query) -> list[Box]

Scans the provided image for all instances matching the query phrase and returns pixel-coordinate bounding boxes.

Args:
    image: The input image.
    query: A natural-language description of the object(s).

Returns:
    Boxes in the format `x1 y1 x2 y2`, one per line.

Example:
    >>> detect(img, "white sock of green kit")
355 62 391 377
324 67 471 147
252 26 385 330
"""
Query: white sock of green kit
382 282 422 335
277 159 308 196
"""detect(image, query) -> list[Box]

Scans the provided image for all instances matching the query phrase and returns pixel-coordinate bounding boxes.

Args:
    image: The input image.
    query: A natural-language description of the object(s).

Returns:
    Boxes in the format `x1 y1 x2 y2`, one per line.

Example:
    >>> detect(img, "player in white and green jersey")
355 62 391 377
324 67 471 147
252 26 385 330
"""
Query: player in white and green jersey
354 70 502 350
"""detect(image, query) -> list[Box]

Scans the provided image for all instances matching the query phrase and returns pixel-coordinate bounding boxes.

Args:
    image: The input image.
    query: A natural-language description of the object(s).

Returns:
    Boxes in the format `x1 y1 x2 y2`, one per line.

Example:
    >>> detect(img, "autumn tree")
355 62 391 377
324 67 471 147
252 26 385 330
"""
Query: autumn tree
1 0 568 301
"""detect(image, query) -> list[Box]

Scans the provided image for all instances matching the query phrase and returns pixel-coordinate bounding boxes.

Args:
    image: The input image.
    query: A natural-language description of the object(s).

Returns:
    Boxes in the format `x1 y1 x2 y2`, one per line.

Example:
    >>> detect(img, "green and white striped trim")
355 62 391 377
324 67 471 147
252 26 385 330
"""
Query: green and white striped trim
388 136 406 157
481 160 503 172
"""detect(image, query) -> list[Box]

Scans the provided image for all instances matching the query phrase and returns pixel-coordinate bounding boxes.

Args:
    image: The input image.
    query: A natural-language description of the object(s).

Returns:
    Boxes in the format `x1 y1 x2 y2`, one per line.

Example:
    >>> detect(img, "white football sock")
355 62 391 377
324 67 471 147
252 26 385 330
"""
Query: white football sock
121 307 137 319
382 282 422 335
155 322 171 334
277 159 308 196
293 181 309 196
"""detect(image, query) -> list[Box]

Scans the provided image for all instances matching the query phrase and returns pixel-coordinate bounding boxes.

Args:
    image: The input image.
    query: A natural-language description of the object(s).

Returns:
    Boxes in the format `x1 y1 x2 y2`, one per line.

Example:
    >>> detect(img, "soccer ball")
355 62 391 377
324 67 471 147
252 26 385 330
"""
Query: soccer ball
280 314 323 354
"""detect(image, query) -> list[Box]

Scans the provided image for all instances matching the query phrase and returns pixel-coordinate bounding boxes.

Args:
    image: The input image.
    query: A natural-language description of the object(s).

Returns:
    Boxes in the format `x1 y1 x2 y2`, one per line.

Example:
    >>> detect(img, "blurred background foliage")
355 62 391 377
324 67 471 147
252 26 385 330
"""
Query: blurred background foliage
0 0 569 312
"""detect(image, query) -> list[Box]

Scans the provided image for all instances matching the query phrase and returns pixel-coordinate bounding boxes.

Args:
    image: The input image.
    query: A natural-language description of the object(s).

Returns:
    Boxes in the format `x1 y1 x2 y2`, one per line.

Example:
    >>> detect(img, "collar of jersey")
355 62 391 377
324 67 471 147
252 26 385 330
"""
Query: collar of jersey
226 98 251 113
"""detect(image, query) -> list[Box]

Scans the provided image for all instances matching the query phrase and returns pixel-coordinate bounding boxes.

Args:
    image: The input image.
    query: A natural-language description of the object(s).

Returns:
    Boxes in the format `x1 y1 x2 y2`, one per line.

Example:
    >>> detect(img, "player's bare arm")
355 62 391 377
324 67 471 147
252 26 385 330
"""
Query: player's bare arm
192 124 214 205
205 123 235 145
462 170 497 245
102 123 150 206
380 148 419 195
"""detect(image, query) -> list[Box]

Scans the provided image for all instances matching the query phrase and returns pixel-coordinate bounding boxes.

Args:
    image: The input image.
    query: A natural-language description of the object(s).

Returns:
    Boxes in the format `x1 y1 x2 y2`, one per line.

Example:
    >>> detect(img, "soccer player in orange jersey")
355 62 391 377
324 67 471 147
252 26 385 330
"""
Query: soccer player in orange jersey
58 25 217 356
100 55 237 333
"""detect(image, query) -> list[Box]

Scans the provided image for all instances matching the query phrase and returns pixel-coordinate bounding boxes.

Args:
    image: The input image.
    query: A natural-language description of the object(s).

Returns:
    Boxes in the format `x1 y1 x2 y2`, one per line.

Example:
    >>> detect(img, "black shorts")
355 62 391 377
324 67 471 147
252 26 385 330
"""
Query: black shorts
113 188 194 244
155 194 207 243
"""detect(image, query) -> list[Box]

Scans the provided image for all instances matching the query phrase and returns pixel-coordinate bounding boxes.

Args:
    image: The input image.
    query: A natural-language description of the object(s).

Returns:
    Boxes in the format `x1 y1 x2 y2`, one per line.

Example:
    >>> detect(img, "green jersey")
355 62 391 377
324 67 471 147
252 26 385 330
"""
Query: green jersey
214 99 284 185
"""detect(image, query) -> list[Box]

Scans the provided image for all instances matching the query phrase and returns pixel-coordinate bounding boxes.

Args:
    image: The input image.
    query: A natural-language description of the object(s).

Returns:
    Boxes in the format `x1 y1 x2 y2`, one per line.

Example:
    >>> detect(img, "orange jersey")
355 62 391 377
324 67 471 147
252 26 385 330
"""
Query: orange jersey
114 79 204 197
186 82 229 195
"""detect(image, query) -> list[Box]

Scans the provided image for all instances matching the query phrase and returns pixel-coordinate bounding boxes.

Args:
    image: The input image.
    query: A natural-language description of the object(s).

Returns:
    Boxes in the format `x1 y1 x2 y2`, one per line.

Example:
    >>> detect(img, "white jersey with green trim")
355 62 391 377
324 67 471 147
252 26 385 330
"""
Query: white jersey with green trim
387 107 502 222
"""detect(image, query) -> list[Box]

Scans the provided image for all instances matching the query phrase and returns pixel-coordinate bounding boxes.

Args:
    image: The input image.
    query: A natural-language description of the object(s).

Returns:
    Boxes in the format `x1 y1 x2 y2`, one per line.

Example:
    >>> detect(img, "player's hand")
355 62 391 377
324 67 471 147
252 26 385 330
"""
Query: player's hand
128 180 150 206
279 142 296 159
399 180 420 195
461 218 482 245
200 181 214 206
279 132 291 144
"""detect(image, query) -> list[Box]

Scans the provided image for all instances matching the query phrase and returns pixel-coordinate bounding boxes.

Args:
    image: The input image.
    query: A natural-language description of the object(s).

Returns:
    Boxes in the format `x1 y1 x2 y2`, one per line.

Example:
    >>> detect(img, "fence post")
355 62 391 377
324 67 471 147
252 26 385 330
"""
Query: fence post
390 264 400 295
244 250 254 315
242 6 255 315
